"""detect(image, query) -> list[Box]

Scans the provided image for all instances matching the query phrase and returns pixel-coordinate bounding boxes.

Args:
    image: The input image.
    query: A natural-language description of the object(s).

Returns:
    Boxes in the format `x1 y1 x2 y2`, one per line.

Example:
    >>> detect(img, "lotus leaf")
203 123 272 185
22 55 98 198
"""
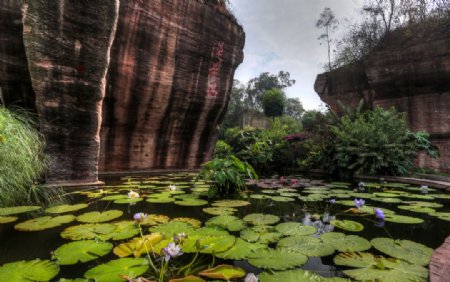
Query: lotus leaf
0 206 41 216
198 264 245 280
0 216 17 224
171 217 202 228
248 248 308 270
240 226 282 244
84 258 148 282
15 215 75 231
45 204 89 214
321 232 371 252
275 222 317 236
53 240 113 265
259 269 349 282
114 198 143 204
113 233 164 257
202 207 237 216
0 259 59 281
149 221 195 237
330 220 364 232
211 200 250 208
384 214 424 224
243 213 280 225
182 234 236 254
206 215 246 232
216 238 267 260
168 275 206 282
371 238 433 265
61 221 139 241
174 199 208 206
334 252 428 281
397 205 435 213
76 210 123 223
277 235 335 257
271 196 295 202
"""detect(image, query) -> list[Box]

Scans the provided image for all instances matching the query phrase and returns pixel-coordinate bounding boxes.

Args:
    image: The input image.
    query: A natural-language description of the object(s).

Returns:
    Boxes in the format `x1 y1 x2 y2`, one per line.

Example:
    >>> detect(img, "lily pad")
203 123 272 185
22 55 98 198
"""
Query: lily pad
243 213 280 225
149 221 195 237
101 195 129 201
404 201 443 208
271 196 296 202
53 240 113 265
0 206 41 216
61 221 139 241
202 207 237 216
15 215 75 231
113 233 164 257
250 194 271 199
275 222 317 236
206 215 246 232
259 269 349 282
397 205 435 213
371 237 433 265
216 238 267 260
114 198 143 204
76 210 123 223
431 212 450 221
168 276 206 282
45 204 88 214
171 217 202 228
371 197 403 203
211 200 250 208
384 214 424 224
321 232 371 252
0 259 59 282
277 235 335 257
330 220 364 232
174 199 208 206
146 197 175 203
0 216 18 224
248 248 308 270
140 214 170 226
198 264 245 280
84 258 148 282
190 227 230 237
182 234 236 254
240 226 282 244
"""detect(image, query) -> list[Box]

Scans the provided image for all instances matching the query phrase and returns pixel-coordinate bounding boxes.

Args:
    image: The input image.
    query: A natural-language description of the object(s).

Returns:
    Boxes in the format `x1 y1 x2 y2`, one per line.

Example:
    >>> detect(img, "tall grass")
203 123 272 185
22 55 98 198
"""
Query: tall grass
0 106 51 207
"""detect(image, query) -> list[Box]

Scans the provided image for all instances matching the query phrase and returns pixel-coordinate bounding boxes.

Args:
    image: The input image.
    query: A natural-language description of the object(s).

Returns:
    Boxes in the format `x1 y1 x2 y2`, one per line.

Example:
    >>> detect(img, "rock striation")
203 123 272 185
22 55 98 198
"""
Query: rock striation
0 0 244 184
314 21 450 173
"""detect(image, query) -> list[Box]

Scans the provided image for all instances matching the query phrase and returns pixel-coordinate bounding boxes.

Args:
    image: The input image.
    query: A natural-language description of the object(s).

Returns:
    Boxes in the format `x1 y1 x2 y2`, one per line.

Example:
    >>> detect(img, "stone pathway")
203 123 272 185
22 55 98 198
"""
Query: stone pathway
430 236 450 282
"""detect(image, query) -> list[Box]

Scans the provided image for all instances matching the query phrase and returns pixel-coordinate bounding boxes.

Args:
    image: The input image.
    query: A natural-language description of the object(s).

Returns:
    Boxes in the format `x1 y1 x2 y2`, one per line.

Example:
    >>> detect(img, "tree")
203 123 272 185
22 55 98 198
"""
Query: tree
261 88 286 119
284 98 304 121
316 7 339 71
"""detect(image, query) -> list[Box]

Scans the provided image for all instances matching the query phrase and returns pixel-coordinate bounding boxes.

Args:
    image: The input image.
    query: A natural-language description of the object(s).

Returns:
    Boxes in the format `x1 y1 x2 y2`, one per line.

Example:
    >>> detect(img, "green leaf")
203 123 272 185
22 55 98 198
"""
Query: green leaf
240 225 282 244
330 220 364 232
321 232 371 252
61 221 139 241
53 240 113 265
0 259 59 281
243 213 280 225
182 235 236 254
371 238 433 265
0 206 41 216
211 200 250 207
275 222 317 236
174 199 208 206
206 215 246 232
149 221 195 237
45 204 88 214
397 205 435 213
259 269 349 282
113 233 164 257
84 258 148 282
248 248 308 270
0 216 18 224
198 264 246 280
15 215 75 231
216 238 267 260
76 210 123 223
202 207 237 216
277 235 335 257
384 214 424 224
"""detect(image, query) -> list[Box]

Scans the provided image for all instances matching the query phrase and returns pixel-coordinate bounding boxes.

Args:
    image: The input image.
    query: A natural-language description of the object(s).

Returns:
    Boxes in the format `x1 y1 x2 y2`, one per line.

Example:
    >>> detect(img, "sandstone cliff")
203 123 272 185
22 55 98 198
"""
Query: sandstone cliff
314 20 450 173
0 0 244 184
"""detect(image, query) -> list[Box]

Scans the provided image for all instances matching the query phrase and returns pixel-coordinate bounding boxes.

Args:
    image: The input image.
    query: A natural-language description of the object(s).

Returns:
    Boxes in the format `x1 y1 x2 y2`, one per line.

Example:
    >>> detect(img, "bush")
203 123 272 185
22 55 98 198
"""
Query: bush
0 107 48 207
214 140 233 158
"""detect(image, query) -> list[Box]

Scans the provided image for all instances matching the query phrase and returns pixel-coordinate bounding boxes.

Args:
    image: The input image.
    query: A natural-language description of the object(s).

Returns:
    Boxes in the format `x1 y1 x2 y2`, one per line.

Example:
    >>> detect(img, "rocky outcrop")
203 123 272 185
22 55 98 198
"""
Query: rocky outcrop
0 0 244 184
314 21 450 173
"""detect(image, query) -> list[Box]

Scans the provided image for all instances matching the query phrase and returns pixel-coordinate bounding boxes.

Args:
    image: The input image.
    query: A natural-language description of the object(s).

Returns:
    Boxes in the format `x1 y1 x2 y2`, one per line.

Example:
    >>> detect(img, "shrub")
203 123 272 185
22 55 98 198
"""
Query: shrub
0 107 48 207
214 140 233 158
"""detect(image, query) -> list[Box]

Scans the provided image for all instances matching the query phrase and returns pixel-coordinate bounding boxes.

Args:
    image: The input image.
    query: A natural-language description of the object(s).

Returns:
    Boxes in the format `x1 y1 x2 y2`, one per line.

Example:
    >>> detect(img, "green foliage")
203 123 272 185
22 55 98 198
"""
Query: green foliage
261 88 286 118
198 155 258 197
0 107 50 207
214 140 233 158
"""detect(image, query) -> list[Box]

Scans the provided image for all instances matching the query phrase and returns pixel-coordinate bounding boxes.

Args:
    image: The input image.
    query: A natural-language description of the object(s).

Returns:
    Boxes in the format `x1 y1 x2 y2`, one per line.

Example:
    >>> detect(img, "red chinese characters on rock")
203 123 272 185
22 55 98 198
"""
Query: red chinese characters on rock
207 41 224 97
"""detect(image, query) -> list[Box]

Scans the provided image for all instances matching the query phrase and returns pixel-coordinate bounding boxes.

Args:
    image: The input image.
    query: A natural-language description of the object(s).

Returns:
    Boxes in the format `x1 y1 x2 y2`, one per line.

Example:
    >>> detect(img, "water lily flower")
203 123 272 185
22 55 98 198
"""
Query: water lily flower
128 190 139 199
358 182 365 192
244 273 259 282
290 178 299 185
173 232 187 243
280 176 287 184
169 184 177 191
133 212 147 223
328 198 336 204
420 185 428 194
163 242 182 261
374 208 385 220
354 198 365 209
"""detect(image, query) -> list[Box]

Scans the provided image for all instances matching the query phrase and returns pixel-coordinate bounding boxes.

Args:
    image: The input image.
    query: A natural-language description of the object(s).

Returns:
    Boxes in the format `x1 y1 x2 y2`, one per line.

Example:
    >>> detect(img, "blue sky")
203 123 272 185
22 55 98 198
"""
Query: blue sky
229 0 364 110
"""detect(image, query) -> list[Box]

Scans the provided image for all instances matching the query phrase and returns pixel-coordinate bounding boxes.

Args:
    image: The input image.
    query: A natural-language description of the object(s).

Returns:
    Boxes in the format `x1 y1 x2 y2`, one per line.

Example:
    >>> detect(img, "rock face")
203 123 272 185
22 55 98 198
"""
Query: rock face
0 0 244 184
314 22 450 173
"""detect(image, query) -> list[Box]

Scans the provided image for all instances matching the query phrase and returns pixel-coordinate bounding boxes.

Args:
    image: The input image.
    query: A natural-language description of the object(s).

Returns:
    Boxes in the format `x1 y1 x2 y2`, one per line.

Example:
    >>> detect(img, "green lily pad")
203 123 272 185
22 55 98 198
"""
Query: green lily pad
250 194 271 199
216 238 267 260
15 215 75 231
321 232 371 252
248 248 308 270
174 199 208 206
84 258 148 282
358 205 396 215
58 278 91 282
61 221 139 241
0 206 41 216
430 212 450 221
114 198 143 204
149 221 195 237
240 226 282 244
211 200 250 208
259 269 349 282
206 215 246 232
101 195 128 201
275 222 317 236
45 204 88 214
53 240 113 265
350 193 373 198
140 214 170 226
243 213 280 225
76 210 123 223
397 205 435 213
168 275 206 282
271 196 296 202
371 197 403 203
146 197 175 203
384 214 424 224
182 234 236 254
171 217 202 228
401 194 434 200
404 201 443 208
0 259 59 282
198 264 245 280
373 192 400 198
277 235 335 257
202 207 237 216
0 216 18 224
334 252 428 281
433 194 450 199
371 238 433 265
190 227 230 237
330 220 364 232
113 233 164 257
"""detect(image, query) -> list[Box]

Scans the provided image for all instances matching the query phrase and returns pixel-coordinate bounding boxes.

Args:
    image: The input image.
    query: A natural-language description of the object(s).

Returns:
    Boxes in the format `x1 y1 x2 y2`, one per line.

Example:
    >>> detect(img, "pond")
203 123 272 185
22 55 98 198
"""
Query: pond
0 172 449 281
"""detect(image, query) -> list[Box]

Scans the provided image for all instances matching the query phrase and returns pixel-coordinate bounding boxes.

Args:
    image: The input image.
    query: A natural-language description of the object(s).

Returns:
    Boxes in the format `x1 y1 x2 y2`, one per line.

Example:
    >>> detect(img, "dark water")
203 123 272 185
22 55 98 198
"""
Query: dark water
0 174 449 280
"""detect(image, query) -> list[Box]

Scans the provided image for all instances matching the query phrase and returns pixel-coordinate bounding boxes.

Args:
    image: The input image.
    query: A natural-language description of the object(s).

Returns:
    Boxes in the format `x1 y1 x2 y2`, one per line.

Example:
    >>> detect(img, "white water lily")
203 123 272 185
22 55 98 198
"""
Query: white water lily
169 184 177 191
128 190 139 199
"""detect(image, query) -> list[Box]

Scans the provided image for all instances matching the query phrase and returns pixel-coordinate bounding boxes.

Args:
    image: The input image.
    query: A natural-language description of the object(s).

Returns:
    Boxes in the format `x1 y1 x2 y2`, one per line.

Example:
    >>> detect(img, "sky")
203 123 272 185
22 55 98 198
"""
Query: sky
229 0 364 110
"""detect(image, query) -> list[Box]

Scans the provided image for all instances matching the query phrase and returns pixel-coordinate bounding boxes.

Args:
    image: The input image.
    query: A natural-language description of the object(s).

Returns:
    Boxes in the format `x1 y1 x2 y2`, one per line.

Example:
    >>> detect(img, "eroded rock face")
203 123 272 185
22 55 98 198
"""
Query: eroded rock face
314 23 450 173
